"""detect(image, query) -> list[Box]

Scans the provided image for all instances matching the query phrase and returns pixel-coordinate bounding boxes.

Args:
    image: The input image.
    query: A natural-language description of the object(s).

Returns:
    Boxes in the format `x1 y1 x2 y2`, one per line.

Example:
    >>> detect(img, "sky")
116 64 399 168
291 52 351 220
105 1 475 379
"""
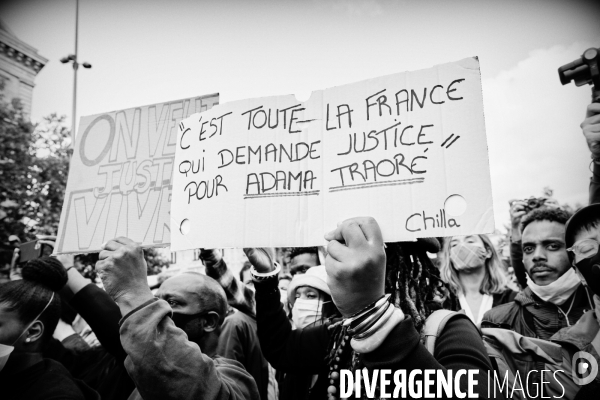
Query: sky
2 0 600 232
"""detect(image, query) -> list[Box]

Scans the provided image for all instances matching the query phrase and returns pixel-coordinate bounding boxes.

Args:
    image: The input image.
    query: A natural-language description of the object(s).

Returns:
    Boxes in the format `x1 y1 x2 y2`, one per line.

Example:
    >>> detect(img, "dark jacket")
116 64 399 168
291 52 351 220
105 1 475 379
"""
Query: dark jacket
481 286 593 340
45 283 135 400
217 308 270 400
0 357 100 400
120 299 260 400
591 162 600 205
255 276 495 400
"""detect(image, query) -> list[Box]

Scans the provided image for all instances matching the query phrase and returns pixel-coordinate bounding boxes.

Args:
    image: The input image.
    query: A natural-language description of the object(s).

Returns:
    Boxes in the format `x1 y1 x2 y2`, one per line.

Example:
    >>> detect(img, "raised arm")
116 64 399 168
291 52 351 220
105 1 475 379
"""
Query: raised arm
325 217 494 399
119 298 260 400
582 103 600 204
56 253 126 360
201 249 256 317
253 271 330 373
96 238 260 400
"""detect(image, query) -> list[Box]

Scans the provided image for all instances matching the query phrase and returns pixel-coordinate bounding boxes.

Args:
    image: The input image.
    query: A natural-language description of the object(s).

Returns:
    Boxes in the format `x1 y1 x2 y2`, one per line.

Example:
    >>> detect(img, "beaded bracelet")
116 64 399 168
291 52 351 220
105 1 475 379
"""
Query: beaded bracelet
342 294 390 327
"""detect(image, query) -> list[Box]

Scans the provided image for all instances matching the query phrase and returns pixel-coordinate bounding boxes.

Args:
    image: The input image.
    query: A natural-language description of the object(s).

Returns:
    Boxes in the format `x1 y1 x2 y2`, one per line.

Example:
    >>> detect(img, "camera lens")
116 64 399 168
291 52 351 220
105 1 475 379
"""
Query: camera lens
528 198 540 208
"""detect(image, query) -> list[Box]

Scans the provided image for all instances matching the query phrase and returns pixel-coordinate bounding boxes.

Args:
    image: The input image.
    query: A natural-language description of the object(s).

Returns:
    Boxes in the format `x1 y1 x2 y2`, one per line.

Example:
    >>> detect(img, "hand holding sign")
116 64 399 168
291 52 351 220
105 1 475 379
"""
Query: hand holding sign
96 237 153 313
171 57 494 250
324 217 386 318
243 248 276 274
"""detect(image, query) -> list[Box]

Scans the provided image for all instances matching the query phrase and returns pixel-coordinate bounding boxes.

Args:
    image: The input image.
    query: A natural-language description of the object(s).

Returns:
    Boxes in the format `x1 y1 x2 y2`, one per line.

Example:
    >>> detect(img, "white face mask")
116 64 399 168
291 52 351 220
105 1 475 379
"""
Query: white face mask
0 343 14 372
292 298 324 329
0 292 54 372
526 268 581 305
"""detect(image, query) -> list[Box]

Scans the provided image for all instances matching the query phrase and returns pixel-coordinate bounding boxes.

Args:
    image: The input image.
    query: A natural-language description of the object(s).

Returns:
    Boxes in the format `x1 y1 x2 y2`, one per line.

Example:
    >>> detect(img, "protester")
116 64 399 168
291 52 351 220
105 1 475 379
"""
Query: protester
548 203 600 397
201 249 278 400
57 253 136 400
248 217 493 400
0 257 98 400
482 207 594 339
549 103 600 397
240 261 256 291
278 273 292 316
202 248 256 317
95 237 260 400
288 247 321 276
286 265 339 329
440 234 517 326
508 197 562 289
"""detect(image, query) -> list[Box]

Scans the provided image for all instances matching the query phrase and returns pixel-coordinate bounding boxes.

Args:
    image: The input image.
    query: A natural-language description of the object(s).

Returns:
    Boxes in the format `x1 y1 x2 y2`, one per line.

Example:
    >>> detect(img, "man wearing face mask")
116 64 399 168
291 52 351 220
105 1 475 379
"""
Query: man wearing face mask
95 237 260 400
482 208 594 339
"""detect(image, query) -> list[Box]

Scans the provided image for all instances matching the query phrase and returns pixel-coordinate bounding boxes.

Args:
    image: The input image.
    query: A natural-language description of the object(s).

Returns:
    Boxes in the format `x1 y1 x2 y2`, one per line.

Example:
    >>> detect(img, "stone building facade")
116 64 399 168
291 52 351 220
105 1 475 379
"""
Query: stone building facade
0 19 47 117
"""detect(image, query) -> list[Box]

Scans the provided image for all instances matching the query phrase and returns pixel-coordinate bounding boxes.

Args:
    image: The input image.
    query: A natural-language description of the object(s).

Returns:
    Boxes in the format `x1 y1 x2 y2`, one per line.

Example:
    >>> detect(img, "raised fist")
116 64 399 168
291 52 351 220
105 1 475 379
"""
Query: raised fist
324 217 386 317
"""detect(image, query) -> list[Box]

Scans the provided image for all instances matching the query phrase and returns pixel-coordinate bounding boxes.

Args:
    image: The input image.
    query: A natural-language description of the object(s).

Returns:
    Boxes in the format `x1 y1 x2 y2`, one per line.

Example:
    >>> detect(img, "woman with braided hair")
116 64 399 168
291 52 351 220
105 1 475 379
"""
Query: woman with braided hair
384 240 458 334
248 217 494 400
0 257 99 400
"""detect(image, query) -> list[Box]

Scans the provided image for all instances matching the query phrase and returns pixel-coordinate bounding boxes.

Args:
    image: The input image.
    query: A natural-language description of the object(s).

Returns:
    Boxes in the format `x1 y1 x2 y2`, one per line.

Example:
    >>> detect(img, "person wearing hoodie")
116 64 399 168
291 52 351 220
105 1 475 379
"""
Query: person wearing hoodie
286 265 338 330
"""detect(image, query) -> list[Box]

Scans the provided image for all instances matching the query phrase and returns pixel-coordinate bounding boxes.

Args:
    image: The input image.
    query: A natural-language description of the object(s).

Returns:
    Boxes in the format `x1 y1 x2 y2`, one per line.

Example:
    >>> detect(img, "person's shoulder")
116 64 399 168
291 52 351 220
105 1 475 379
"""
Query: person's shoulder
213 356 261 399
481 301 520 328
493 288 519 306
223 308 257 330
24 359 96 400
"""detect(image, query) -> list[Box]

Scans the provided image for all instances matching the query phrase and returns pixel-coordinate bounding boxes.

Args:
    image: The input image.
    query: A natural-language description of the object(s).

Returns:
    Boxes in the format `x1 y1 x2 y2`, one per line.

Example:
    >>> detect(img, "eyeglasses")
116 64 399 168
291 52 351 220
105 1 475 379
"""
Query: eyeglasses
567 238 600 264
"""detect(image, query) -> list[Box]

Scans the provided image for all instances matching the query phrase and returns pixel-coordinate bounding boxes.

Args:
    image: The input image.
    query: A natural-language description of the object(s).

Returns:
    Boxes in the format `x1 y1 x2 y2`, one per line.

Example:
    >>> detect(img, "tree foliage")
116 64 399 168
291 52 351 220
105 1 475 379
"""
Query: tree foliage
0 89 170 275
0 90 71 264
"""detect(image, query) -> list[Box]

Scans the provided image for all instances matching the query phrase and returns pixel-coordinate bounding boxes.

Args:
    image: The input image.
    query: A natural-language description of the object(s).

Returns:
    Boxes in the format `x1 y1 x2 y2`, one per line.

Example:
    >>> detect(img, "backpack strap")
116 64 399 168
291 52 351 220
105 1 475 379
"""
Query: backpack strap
423 309 463 354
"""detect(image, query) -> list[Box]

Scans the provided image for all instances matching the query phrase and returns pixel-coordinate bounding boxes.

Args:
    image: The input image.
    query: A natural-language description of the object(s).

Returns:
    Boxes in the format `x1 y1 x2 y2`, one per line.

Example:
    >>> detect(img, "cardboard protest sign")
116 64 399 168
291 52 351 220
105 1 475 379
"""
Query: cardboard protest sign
171 57 494 250
55 94 219 254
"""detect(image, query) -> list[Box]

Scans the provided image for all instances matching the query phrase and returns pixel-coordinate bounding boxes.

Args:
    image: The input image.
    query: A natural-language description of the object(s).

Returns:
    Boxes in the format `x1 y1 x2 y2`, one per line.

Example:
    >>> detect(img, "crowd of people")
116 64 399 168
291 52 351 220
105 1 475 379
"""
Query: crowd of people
0 102 599 400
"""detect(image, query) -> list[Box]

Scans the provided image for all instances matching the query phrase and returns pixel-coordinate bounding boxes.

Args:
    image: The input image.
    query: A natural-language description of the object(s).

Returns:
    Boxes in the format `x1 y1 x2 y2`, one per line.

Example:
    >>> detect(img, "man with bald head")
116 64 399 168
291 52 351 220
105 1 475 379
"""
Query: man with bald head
96 237 259 400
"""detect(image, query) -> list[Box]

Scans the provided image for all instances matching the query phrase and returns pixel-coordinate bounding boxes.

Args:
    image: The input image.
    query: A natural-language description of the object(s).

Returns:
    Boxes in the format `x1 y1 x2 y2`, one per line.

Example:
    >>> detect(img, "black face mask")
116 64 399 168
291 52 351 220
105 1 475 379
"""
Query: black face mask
171 311 207 330
575 245 600 297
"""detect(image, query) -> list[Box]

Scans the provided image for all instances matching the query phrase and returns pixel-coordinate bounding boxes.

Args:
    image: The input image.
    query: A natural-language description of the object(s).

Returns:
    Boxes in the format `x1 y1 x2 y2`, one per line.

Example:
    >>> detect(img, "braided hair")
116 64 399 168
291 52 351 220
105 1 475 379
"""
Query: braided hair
320 240 456 400
0 257 67 344
384 241 457 335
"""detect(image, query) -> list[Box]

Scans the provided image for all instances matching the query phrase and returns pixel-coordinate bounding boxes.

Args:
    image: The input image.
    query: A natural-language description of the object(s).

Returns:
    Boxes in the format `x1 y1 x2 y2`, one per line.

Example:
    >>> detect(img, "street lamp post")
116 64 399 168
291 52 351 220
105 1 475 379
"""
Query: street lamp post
60 0 91 147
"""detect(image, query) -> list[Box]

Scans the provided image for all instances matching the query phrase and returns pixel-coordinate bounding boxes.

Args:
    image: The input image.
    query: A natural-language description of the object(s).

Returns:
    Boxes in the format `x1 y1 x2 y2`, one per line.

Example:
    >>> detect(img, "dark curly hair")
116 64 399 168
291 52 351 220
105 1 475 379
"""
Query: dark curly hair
288 247 320 264
0 257 67 343
323 240 456 399
520 207 572 233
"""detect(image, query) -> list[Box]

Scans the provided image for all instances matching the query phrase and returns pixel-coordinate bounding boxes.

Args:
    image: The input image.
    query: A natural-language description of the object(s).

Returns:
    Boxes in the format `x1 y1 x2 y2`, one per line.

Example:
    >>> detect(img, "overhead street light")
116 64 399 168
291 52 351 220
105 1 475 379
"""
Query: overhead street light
61 0 92 147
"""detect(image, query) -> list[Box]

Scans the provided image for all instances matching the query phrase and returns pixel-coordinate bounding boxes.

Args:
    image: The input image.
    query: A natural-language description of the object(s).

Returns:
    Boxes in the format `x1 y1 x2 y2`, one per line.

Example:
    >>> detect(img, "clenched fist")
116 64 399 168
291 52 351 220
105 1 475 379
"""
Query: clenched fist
324 217 386 318
243 248 276 274
96 237 153 312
